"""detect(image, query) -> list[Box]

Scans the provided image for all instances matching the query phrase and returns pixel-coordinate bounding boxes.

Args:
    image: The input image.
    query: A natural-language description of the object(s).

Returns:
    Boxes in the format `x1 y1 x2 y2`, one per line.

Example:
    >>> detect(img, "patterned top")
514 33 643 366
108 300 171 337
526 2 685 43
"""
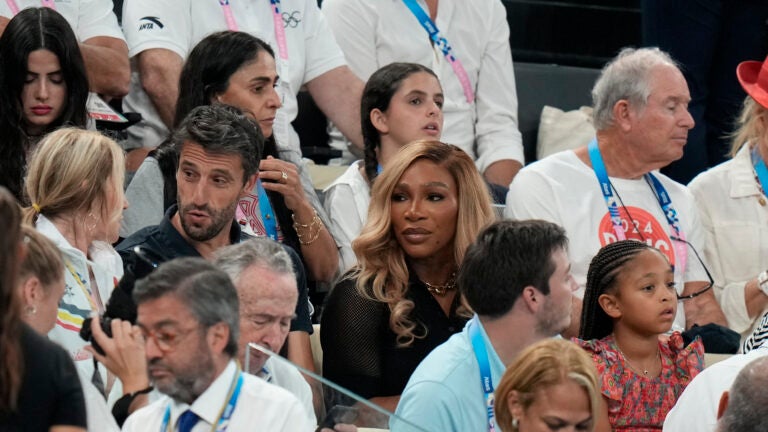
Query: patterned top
574 333 704 431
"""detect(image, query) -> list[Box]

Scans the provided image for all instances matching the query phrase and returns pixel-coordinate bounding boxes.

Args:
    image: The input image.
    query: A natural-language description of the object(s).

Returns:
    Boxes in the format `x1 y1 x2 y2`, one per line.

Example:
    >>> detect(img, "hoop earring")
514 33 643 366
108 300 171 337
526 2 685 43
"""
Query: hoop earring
512 418 519 430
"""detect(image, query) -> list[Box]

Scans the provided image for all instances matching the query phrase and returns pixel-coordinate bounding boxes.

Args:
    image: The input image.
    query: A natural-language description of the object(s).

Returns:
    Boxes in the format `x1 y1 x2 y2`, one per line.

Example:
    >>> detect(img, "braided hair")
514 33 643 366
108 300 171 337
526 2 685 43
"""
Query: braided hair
361 62 438 184
580 240 654 340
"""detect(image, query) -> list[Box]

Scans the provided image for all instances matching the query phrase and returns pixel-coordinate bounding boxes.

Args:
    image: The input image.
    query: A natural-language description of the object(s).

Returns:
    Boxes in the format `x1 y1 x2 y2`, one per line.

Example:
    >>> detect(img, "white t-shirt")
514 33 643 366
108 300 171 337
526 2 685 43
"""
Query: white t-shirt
0 0 124 42
505 150 707 332
123 360 313 432
121 0 346 153
321 0 524 173
323 160 370 273
663 344 768 432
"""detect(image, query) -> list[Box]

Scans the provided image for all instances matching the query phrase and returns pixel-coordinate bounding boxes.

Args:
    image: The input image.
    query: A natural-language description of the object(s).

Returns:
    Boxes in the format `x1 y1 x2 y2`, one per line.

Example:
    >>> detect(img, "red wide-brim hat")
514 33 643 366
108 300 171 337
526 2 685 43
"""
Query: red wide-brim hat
737 56 768 109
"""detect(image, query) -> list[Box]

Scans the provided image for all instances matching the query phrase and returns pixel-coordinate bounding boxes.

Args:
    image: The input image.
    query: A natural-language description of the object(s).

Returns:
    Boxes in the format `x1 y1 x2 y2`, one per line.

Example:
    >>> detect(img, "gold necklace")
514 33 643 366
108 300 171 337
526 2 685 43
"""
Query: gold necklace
616 342 660 376
423 272 457 296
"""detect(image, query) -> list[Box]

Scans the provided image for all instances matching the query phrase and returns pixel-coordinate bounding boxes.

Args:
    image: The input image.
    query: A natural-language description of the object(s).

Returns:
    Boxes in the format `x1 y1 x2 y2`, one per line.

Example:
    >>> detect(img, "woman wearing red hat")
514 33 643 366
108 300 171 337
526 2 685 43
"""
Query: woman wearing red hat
688 55 768 347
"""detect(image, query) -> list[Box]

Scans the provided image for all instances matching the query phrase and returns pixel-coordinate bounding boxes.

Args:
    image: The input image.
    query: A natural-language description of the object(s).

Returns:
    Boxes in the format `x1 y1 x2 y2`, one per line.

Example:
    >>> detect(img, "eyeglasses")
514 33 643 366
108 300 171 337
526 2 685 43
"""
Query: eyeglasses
669 236 714 301
140 325 200 352
609 179 715 302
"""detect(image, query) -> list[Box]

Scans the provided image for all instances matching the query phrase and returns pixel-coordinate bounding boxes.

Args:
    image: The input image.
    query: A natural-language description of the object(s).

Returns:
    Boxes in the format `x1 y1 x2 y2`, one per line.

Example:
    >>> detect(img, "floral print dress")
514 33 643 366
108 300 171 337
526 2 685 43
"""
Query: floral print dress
574 332 704 431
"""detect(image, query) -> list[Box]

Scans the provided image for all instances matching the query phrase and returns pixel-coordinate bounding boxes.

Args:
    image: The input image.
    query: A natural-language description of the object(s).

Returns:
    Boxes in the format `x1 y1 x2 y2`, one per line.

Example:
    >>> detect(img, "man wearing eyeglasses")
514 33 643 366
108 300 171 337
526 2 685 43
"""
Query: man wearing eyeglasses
122 257 312 431
505 47 728 339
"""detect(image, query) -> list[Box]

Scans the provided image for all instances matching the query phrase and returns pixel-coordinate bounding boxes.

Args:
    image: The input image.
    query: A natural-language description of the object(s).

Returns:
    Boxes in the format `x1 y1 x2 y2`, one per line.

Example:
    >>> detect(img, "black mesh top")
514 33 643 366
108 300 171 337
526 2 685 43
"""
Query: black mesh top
320 271 467 398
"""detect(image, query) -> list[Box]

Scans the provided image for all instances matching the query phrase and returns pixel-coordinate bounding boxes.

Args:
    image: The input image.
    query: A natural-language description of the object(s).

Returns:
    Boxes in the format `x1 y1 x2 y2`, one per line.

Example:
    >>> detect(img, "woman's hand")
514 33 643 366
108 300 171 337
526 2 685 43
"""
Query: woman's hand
259 156 340 281
258 156 312 215
85 318 149 394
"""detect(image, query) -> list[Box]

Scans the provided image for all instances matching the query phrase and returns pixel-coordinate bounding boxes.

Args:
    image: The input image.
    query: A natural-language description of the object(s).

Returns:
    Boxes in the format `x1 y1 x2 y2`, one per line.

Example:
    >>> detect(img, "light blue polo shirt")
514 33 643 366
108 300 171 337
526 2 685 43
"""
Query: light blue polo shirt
391 316 505 432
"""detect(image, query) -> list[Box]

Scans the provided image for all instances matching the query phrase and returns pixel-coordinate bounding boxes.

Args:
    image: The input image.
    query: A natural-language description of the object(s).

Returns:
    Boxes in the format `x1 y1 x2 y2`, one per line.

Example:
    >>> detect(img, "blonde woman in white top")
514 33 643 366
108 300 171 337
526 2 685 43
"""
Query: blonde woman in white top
689 55 768 344
22 128 129 397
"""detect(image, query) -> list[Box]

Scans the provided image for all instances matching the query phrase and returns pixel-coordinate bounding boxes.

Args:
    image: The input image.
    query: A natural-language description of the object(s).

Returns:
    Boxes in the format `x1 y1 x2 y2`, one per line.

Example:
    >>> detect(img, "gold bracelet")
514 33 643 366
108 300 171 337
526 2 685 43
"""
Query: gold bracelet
292 208 323 245
296 222 323 245
292 207 319 228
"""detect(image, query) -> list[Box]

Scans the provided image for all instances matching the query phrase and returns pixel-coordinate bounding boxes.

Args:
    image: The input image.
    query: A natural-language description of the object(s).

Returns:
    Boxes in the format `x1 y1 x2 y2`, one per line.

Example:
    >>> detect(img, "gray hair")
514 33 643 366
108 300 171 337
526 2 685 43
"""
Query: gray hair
133 257 240 357
213 237 296 284
591 47 679 130
172 104 264 182
718 356 768 432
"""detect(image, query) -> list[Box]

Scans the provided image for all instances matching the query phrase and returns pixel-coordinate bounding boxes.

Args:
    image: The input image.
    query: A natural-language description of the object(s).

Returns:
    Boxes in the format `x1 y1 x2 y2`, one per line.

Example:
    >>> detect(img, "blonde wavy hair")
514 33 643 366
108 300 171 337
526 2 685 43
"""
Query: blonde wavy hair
730 97 768 157
351 140 495 346
22 128 125 243
495 339 600 432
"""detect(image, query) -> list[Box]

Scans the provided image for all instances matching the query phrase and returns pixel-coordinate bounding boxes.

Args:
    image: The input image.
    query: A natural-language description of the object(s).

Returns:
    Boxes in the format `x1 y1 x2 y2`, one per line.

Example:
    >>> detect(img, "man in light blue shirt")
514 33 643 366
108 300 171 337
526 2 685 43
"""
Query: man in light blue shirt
391 220 577 432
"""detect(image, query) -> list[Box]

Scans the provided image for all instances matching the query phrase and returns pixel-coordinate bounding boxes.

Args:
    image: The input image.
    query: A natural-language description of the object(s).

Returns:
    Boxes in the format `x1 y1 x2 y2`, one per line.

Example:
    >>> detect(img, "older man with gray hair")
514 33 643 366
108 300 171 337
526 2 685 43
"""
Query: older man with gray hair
214 238 316 425
123 257 312 431
716 356 768 432
505 47 727 338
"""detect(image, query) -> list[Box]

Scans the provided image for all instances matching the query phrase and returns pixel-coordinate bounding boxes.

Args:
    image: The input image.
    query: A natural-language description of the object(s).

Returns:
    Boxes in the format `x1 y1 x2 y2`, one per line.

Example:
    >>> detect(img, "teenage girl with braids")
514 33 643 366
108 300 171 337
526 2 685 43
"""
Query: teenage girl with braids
323 62 444 273
575 240 704 431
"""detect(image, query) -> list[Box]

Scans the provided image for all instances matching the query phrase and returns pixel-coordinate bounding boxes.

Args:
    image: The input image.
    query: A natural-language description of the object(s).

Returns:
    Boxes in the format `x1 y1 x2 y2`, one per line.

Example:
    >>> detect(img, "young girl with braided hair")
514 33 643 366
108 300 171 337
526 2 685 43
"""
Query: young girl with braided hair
575 240 704 431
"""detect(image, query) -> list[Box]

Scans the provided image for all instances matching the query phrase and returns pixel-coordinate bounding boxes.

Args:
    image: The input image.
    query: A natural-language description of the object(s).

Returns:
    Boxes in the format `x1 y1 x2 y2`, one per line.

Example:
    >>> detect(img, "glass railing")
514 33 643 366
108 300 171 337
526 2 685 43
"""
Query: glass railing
244 343 430 432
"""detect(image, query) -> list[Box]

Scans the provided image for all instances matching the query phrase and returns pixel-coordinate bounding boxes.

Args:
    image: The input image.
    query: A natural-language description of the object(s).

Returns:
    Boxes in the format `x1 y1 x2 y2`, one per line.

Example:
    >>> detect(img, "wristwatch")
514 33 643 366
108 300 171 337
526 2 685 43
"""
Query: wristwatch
758 270 768 296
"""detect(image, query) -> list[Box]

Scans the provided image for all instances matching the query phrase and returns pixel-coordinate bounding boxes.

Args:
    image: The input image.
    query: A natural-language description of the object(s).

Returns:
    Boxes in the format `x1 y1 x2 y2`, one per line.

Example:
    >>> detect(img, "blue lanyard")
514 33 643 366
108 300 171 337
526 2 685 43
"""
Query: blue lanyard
160 371 243 432
400 0 474 103
644 171 687 272
752 146 768 194
469 316 496 432
260 367 273 383
588 139 687 272
587 139 626 241
256 179 278 241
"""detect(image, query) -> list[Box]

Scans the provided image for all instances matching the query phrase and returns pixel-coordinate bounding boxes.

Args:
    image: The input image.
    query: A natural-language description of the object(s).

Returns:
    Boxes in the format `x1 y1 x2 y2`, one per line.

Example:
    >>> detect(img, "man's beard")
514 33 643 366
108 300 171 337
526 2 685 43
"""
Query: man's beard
152 347 217 405
535 295 571 336
178 200 237 242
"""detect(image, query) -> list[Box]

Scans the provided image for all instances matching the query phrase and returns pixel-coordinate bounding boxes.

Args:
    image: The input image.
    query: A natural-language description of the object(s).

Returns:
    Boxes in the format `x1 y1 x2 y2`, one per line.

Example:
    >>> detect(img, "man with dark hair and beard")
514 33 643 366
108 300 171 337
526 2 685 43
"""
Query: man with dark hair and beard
116 103 313 335
114 105 315 415
122 257 311 431
118 104 263 261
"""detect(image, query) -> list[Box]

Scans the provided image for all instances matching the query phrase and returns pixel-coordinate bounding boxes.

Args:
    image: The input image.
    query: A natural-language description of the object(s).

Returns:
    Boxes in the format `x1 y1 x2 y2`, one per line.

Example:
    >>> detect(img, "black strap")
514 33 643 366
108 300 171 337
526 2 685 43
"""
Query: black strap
112 386 153 427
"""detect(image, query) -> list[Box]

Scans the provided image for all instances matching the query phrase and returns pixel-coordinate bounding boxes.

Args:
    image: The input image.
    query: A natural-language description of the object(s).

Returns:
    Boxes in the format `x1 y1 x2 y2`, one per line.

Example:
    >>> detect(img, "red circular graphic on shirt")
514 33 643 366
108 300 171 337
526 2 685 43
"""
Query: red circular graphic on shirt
597 206 675 267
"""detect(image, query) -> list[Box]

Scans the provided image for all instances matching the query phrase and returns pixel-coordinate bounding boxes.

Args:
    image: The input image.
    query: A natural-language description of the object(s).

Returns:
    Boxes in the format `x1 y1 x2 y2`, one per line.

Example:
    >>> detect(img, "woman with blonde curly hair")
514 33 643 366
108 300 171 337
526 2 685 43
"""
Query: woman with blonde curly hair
495 339 599 432
22 127 128 398
321 140 495 410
